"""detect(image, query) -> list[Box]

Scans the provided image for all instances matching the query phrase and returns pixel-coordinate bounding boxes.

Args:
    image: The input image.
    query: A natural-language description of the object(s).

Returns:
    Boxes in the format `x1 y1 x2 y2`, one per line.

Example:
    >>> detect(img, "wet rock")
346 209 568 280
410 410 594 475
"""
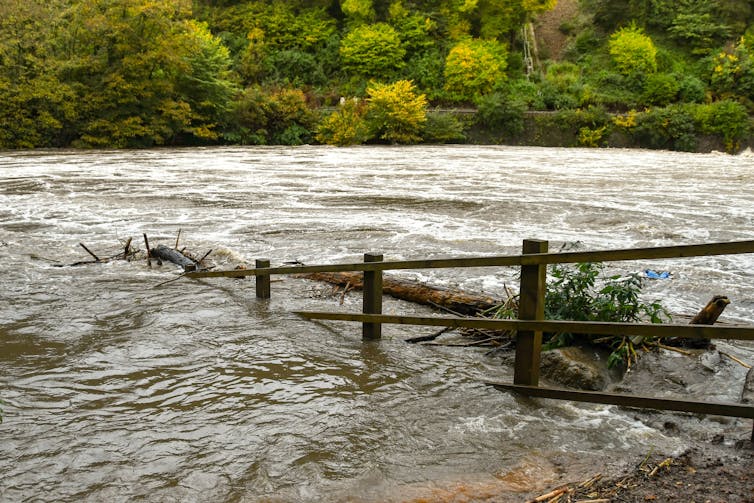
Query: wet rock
615 348 748 404
540 346 616 391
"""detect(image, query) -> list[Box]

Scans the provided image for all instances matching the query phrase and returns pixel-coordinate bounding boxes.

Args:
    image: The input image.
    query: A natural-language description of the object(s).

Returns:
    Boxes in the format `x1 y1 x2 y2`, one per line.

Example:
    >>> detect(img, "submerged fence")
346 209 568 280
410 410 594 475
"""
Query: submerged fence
186 239 754 436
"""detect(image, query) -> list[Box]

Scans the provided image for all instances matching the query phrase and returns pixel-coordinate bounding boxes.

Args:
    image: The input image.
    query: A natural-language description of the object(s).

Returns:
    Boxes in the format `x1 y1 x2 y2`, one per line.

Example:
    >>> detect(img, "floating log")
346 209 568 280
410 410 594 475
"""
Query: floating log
150 244 197 272
300 271 498 316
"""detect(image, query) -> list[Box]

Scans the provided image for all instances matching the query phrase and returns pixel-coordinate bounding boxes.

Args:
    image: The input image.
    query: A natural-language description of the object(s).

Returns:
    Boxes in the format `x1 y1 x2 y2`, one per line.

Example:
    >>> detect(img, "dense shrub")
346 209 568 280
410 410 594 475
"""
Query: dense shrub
629 105 698 151
642 73 680 106
475 91 526 136
608 24 658 78
443 38 508 102
709 41 754 103
421 112 466 143
678 75 707 103
692 100 751 151
365 80 428 144
339 23 405 77
315 98 370 146
225 87 317 145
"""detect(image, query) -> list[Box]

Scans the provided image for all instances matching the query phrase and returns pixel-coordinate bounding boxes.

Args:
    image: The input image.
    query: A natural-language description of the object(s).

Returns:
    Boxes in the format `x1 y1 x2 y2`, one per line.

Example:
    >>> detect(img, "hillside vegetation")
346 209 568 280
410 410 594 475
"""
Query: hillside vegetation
2 0 753 151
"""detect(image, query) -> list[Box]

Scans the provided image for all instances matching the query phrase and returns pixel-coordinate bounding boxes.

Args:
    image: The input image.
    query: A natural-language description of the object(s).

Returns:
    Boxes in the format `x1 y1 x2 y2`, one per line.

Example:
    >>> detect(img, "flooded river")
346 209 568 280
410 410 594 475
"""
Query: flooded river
1 146 754 502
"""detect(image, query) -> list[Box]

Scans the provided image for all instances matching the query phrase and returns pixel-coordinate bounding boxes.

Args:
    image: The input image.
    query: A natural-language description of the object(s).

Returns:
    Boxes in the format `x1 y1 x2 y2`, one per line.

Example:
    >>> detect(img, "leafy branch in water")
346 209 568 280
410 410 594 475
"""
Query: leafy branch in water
545 262 671 368
488 262 671 368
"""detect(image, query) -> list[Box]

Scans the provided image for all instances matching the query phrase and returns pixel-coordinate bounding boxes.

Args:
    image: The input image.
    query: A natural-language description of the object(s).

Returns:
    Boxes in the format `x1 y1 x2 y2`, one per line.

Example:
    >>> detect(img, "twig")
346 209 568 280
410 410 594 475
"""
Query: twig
578 473 602 488
79 242 101 262
122 237 133 258
197 249 213 264
153 273 188 288
143 233 151 267
339 281 352 305
719 351 752 368
527 487 568 503
406 326 453 343
652 342 693 356
427 301 467 318
174 229 181 250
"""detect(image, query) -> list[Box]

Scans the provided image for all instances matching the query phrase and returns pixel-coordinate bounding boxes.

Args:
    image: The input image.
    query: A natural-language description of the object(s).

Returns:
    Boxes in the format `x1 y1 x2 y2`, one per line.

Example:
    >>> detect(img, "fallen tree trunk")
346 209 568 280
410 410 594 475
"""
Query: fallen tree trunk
150 244 197 271
300 271 499 316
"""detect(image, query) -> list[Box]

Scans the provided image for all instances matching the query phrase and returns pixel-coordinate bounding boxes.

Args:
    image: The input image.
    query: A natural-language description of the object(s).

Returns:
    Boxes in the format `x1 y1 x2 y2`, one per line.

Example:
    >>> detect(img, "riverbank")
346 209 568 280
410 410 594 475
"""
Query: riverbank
528 443 754 502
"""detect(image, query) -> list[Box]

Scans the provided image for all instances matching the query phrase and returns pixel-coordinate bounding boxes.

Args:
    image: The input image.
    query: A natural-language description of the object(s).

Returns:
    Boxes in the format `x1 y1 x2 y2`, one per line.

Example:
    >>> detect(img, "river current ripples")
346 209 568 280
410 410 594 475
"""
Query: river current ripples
1 145 754 502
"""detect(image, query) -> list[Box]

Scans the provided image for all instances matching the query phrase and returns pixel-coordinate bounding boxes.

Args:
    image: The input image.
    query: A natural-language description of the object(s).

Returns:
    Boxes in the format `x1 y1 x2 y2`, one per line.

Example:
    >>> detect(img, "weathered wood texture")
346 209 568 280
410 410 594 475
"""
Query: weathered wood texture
150 244 197 271
514 239 548 386
293 312 754 341
362 253 383 340
300 271 499 316
185 240 754 279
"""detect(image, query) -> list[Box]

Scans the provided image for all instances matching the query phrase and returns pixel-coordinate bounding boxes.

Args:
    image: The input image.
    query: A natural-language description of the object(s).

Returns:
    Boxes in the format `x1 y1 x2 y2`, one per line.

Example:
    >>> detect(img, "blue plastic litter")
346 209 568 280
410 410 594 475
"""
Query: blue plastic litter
645 269 671 279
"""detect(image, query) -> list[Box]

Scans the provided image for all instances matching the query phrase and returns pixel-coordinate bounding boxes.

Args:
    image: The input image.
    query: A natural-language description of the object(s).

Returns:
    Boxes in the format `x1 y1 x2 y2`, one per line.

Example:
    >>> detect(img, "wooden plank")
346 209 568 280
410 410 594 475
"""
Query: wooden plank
485 382 754 419
293 312 754 341
184 240 754 279
362 253 383 340
514 239 548 386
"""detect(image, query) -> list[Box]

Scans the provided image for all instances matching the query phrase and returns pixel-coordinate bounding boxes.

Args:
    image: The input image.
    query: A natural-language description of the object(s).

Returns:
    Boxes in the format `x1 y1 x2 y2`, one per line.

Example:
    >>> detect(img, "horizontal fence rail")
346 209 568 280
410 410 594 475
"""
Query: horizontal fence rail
184 239 754 279
295 312 754 342
485 383 754 419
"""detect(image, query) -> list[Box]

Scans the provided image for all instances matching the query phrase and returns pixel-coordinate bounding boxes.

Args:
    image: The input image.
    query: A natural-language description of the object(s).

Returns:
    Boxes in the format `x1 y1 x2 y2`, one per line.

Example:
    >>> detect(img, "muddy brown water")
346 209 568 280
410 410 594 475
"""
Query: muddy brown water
1 146 754 502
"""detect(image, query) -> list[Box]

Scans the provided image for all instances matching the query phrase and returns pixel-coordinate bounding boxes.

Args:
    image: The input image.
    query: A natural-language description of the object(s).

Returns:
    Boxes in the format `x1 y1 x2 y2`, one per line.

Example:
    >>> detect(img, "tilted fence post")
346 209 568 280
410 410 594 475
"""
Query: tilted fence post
514 239 548 385
255 259 271 299
362 253 383 340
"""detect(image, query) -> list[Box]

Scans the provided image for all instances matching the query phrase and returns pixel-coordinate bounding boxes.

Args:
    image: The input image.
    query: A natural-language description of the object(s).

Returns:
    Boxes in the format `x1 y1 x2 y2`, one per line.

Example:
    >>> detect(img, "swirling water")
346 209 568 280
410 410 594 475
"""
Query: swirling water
1 145 754 502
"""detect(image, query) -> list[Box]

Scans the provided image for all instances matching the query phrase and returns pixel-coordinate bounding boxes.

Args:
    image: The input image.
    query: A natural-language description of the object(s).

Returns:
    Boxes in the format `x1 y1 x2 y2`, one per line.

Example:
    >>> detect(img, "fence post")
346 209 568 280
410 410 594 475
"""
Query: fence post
255 259 271 299
362 253 383 340
514 239 548 386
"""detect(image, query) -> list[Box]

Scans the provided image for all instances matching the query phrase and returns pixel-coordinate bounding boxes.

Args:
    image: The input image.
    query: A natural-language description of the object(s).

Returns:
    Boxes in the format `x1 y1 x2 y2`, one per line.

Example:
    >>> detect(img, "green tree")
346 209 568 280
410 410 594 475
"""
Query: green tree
339 23 406 77
0 1 76 148
668 1 731 55
60 0 236 147
365 80 428 143
444 38 508 102
341 0 376 23
608 24 658 78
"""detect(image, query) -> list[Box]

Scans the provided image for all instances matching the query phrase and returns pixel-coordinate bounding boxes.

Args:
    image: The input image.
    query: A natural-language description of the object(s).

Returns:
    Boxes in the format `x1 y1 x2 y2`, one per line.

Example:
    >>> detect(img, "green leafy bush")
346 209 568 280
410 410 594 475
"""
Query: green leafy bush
315 98 371 146
225 87 317 145
629 105 698 151
340 23 406 77
474 91 526 136
365 80 428 144
544 262 669 368
443 38 508 102
709 41 754 103
422 112 467 143
608 24 658 78
642 73 680 106
692 100 751 152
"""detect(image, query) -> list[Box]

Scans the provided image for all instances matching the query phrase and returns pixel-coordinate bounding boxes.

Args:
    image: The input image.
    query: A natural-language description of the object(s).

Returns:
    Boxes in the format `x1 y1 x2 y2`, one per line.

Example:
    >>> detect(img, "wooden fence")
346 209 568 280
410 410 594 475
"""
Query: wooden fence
186 239 754 438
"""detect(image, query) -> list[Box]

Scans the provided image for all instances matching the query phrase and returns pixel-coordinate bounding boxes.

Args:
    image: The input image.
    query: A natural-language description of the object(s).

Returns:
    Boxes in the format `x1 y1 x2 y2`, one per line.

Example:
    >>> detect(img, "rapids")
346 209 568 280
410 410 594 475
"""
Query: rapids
1 145 753 502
